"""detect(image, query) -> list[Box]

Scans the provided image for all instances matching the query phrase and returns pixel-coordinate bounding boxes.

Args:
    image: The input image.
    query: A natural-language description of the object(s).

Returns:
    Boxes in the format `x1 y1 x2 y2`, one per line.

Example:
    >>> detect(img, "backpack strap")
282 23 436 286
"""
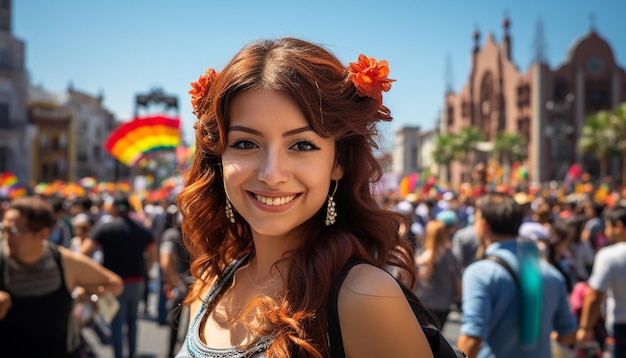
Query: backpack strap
0 243 4 290
485 255 520 289
327 261 466 358
327 260 362 358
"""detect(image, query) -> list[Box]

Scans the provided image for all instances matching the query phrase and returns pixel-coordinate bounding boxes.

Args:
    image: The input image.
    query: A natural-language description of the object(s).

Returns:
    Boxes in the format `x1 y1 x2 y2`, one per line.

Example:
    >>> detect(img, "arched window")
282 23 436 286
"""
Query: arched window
479 72 494 139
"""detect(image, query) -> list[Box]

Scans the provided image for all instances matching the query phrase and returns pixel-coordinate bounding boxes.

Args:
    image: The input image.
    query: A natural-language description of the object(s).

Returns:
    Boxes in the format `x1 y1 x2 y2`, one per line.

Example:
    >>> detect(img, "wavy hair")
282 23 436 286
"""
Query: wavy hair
178 37 415 357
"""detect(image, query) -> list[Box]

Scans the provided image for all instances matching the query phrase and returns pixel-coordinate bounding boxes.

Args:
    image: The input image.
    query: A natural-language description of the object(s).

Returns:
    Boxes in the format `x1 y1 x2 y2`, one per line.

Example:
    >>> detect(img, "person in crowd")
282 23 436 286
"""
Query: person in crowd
546 220 577 293
513 191 533 223
48 196 73 248
82 194 157 358
451 197 478 272
577 205 626 358
70 212 101 264
0 196 123 357
436 209 460 237
414 220 461 330
176 37 432 357
457 192 577 358
146 199 170 325
159 204 192 357
519 220 551 259
69 196 94 223
580 199 607 251
568 215 596 282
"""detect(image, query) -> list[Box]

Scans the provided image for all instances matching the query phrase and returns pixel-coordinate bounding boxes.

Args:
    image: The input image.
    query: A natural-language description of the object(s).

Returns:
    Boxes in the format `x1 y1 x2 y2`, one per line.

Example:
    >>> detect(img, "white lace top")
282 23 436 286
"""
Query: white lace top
175 254 272 358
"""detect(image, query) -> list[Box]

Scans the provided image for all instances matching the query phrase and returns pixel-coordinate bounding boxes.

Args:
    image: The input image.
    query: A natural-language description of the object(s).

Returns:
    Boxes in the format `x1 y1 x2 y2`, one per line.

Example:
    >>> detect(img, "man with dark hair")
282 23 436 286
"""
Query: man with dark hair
82 194 156 358
577 205 626 357
0 196 123 357
457 192 577 358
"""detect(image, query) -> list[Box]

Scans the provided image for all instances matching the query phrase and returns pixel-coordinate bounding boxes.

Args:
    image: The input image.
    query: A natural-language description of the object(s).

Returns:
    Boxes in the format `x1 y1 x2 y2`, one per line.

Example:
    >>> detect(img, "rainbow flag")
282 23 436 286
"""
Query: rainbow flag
104 115 181 167
0 172 18 187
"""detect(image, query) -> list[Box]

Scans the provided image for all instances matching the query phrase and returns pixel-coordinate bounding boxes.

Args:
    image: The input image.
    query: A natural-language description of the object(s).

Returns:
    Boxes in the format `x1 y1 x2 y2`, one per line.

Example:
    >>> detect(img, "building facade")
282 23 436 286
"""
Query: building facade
0 0 32 183
28 87 72 182
442 17 626 185
66 87 119 181
393 126 421 177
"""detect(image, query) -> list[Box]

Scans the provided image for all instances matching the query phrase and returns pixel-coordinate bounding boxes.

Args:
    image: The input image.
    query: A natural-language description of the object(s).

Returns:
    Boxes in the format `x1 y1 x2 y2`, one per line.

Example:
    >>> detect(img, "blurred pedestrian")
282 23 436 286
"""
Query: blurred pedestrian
457 192 577 358
82 194 156 358
414 220 461 330
0 196 122 357
577 205 626 357
159 204 192 357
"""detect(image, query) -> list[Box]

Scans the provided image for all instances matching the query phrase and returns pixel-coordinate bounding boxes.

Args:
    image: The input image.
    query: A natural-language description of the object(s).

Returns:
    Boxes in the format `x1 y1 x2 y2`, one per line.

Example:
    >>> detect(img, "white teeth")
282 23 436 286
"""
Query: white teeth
254 194 296 206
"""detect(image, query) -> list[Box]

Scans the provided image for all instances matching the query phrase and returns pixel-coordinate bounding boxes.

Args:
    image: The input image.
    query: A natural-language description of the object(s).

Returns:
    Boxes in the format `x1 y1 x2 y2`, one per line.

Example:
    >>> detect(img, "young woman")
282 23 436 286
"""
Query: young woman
176 38 432 357
414 220 461 330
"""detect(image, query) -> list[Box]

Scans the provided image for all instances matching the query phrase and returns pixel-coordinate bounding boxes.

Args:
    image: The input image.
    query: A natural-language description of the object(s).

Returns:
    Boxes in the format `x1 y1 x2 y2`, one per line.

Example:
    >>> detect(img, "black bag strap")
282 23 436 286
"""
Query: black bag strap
0 242 4 290
485 255 520 289
327 260 361 358
327 261 466 358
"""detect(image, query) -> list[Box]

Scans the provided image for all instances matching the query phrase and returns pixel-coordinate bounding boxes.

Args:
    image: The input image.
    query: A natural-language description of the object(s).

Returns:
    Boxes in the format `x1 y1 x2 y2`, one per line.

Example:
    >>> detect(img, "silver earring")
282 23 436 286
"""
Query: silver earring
325 180 338 226
225 198 235 224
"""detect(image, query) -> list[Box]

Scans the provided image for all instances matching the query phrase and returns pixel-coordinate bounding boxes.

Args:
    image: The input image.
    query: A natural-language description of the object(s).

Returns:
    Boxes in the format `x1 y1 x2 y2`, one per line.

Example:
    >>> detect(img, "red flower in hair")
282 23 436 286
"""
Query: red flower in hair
348 54 396 102
189 68 218 108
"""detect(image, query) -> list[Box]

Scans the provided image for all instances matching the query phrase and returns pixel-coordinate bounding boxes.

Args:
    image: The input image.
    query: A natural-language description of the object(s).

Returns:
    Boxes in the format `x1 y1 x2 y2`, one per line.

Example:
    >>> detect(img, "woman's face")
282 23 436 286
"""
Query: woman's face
222 89 343 240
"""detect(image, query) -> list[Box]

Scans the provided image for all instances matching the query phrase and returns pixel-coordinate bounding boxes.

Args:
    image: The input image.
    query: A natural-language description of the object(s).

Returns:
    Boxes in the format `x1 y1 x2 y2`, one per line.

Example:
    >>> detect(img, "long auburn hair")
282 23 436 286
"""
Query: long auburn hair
423 220 448 268
178 37 416 357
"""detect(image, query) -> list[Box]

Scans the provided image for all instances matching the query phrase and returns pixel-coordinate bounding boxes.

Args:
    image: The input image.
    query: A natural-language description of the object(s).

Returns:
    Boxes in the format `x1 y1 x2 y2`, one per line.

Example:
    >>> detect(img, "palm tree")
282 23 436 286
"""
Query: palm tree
432 134 456 183
493 132 528 185
607 103 626 184
455 126 484 182
577 110 621 178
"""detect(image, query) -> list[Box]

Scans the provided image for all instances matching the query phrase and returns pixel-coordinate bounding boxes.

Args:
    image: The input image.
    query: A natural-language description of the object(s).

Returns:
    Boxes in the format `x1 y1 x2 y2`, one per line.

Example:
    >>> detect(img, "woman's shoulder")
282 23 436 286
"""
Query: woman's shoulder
337 263 431 357
340 263 404 299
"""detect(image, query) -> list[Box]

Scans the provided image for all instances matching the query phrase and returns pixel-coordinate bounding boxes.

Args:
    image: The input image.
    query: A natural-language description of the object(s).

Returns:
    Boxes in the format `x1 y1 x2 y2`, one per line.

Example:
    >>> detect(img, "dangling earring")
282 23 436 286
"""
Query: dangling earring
325 180 338 226
225 198 235 224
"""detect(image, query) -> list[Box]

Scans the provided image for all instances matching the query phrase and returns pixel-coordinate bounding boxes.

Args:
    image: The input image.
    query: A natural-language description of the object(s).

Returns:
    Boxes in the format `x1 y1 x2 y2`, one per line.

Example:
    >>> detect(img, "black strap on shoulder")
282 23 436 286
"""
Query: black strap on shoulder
485 255 519 289
0 243 4 289
327 260 363 358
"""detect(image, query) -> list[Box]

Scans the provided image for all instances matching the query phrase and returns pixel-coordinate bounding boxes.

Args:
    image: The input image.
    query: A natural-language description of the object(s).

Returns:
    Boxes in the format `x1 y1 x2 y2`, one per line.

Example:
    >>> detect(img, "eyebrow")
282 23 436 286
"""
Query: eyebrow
229 125 314 137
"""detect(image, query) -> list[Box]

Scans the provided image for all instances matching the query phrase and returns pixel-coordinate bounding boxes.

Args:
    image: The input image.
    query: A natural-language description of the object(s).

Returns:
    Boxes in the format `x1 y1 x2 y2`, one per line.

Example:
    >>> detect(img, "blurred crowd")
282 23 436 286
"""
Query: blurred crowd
382 182 624 357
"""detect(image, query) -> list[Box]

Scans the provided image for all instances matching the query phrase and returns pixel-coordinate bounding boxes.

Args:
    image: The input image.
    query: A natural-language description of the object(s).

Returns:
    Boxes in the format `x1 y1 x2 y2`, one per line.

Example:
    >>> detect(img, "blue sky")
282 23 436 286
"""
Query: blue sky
14 1 626 150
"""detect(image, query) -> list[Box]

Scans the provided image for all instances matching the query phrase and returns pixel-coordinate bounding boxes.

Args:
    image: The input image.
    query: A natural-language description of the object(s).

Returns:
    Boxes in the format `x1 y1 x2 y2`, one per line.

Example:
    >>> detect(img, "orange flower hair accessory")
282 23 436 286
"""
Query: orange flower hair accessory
189 68 219 109
348 54 396 103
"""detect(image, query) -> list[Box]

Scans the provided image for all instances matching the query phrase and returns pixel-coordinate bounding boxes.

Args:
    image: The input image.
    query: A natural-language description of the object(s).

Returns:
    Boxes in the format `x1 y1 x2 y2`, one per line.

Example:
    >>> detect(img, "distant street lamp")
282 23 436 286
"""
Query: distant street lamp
545 93 575 180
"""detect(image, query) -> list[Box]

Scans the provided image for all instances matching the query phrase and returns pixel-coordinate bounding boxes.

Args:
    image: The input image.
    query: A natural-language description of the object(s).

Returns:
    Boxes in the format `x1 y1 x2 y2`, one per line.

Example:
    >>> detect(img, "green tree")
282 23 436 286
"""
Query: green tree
455 126 484 182
577 110 621 178
432 134 457 182
493 132 528 184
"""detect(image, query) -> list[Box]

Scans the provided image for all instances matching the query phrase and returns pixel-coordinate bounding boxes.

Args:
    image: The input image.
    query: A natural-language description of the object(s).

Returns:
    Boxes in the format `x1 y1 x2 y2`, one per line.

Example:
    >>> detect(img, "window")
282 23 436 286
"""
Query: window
462 101 470 118
0 46 9 68
585 80 610 113
517 117 530 136
0 102 8 129
517 84 530 108
447 105 454 126
0 146 6 172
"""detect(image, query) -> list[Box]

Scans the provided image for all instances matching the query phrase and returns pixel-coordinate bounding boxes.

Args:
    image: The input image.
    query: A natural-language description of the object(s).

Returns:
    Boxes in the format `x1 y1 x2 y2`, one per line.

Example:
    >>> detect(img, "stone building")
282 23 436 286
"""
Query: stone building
28 87 71 182
65 86 118 181
442 16 626 185
0 0 31 183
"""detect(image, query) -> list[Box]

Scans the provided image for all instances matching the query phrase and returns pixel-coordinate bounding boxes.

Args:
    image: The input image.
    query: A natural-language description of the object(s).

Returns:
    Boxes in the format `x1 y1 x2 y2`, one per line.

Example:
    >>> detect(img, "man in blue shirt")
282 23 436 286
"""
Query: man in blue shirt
457 192 577 357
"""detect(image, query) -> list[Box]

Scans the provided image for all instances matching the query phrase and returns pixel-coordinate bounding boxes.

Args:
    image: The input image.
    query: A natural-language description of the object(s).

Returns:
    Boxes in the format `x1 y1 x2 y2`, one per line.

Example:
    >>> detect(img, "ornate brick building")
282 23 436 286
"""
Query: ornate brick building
443 17 626 185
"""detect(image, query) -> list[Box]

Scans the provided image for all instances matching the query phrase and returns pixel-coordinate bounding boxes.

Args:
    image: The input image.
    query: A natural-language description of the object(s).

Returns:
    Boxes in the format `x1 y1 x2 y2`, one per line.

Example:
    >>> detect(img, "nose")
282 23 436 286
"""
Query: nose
257 148 288 185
